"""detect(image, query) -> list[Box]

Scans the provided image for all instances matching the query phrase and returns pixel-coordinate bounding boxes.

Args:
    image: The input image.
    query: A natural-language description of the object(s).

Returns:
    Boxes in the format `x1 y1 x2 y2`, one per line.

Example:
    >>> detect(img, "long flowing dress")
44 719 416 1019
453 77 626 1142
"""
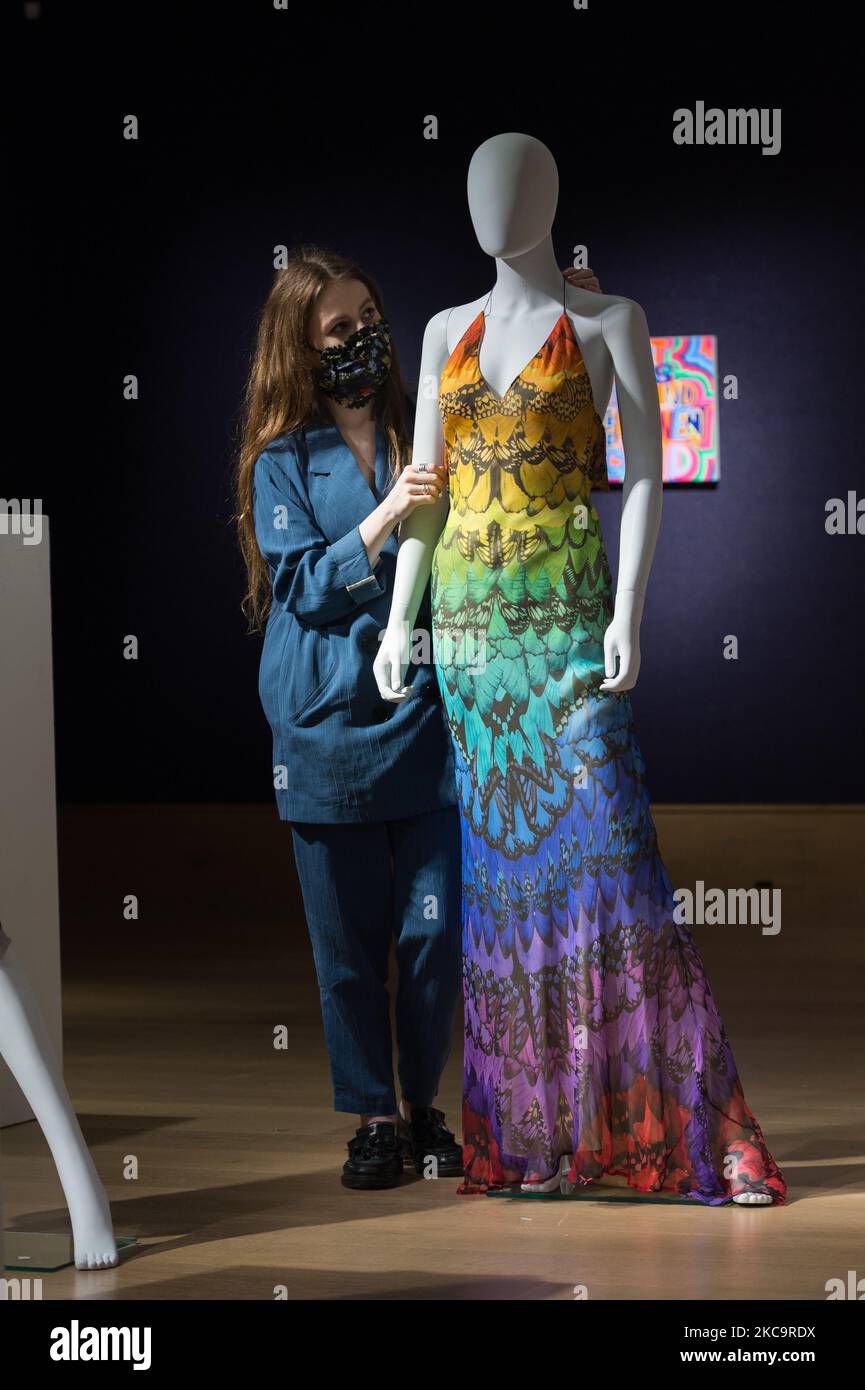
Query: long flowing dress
429 290 787 1205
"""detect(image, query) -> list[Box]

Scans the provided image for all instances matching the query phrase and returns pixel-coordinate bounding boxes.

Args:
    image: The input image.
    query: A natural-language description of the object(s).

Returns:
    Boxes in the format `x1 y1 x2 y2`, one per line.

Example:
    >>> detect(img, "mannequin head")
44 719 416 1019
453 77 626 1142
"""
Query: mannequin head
467 133 558 259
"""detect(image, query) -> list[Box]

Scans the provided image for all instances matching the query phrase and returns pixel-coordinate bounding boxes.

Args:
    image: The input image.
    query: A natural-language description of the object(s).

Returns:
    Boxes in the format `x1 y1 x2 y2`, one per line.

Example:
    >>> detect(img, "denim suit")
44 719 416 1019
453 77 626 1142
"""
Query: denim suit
252 398 457 822
252 397 461 1116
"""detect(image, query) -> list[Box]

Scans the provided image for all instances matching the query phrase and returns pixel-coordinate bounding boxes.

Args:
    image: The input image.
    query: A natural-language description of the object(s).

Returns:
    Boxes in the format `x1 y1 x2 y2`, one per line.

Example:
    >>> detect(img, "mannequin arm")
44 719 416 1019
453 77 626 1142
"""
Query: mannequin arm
386 492 449 628
597 300 663 693
374 311 452 699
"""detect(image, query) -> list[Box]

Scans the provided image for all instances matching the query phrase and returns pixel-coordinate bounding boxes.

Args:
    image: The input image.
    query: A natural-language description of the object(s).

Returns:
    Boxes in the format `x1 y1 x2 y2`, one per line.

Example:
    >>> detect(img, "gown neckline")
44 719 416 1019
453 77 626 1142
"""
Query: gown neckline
473 307 572 404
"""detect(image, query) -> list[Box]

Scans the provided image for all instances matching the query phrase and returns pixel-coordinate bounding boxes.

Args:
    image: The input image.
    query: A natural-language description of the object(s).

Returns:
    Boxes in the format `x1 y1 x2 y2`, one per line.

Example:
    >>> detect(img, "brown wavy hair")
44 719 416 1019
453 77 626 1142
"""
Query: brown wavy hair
232 245 414 632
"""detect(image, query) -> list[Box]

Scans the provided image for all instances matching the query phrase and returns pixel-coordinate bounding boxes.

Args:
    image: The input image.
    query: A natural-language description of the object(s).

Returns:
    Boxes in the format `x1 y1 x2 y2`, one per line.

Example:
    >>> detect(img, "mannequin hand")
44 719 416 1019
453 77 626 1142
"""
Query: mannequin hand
598 591 644 692
388 462 447 522
562 265 602 294
373 620 415 701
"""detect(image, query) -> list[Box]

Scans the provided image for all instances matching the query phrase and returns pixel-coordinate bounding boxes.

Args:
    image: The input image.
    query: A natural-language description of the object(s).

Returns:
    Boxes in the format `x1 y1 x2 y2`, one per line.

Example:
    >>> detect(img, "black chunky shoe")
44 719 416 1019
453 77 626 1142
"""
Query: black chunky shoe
398 1106 465 1177
341 1121 404 1190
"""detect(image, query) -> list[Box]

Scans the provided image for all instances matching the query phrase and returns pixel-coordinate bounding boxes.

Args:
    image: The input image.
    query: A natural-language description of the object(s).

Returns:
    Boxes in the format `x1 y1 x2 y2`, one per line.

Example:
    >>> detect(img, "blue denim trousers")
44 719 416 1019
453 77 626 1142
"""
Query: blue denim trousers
290 804 462 1116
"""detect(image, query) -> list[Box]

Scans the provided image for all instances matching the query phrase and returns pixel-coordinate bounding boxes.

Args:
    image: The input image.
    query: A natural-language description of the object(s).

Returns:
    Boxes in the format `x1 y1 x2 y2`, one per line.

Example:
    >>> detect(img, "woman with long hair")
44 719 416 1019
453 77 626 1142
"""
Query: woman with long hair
233 246 599 1190
233 246 461 1189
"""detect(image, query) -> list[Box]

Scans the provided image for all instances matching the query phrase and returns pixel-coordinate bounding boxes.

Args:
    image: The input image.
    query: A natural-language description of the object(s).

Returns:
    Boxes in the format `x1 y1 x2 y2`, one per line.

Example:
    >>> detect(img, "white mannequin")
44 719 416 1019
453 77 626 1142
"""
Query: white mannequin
374 131 660 703
0 936 118 1268
374 131 771 1205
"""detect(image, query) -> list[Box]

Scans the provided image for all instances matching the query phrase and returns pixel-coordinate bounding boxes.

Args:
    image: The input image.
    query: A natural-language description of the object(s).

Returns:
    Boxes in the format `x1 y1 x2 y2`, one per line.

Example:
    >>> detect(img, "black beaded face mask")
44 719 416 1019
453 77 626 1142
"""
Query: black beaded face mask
311 317 392 408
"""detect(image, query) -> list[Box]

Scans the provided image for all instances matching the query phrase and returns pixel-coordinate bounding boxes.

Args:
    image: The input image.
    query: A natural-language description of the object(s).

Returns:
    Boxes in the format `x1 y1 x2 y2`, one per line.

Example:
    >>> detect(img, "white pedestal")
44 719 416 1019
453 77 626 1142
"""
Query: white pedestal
0 515 63 1128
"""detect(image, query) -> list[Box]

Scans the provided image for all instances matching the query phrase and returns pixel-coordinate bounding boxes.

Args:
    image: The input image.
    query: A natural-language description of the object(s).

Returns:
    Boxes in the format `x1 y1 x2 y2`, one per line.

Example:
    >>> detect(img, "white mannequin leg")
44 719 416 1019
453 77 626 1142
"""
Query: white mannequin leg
0 942 117 1269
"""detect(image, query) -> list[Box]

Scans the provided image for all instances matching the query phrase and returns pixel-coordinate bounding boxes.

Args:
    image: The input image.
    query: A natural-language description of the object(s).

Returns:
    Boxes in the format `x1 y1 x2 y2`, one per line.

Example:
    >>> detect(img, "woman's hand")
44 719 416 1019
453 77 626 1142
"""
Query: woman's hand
386 461 448 523
562 264 602 294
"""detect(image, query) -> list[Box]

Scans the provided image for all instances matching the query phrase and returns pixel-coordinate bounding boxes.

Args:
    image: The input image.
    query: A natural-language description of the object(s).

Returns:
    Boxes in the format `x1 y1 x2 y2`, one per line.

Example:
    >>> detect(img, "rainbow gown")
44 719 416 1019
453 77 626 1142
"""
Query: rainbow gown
429 294 786 1204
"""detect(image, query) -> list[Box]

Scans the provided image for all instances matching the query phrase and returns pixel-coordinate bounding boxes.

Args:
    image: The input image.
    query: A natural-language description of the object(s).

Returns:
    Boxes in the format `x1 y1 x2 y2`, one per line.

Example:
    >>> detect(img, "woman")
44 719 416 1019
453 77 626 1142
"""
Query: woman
233 246 601 1190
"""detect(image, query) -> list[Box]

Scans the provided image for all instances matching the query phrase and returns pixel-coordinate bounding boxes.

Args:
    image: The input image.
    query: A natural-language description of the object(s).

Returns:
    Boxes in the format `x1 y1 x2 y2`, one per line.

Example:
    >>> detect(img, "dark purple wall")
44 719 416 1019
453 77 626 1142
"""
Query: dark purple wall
12 15 864 804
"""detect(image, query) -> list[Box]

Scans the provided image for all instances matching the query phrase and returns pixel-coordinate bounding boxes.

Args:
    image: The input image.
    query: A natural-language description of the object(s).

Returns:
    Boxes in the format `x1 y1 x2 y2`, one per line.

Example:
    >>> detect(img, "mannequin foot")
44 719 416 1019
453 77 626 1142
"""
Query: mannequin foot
725 1149 776 1205
69 1183 118 1269
521 1155 569 1193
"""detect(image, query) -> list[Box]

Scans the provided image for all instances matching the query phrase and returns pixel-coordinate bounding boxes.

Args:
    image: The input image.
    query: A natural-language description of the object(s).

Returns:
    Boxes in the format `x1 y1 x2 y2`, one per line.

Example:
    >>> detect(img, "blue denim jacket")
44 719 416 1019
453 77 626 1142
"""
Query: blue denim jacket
252 398 457 822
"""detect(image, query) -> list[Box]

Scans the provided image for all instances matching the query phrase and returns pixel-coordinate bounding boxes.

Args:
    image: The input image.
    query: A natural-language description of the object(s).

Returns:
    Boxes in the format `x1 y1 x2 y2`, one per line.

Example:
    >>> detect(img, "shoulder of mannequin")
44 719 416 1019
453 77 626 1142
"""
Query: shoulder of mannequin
565 286 634 315
568 290 646 325
424 301 482 336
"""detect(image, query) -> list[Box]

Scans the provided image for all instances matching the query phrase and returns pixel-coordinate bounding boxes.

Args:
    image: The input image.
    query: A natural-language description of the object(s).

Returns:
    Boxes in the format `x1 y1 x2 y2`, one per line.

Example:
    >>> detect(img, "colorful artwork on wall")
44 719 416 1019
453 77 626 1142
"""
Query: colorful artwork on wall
603 334 719 484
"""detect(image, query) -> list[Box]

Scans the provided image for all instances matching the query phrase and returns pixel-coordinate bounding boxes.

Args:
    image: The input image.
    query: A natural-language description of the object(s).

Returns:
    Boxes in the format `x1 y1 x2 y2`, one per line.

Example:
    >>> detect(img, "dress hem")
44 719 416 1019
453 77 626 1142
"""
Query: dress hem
456 1166 786 1206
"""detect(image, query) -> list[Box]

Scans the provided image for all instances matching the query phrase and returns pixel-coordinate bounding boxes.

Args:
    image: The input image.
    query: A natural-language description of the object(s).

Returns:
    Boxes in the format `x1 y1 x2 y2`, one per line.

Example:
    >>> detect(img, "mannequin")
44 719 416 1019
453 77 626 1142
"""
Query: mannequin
0 928 118 1268
374 132 774 1205
374 132 659 703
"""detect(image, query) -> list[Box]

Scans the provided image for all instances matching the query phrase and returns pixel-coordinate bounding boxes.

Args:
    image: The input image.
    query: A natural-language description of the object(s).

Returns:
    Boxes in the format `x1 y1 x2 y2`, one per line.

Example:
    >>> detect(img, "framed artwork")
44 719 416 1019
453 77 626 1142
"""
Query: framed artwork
604 334 719 484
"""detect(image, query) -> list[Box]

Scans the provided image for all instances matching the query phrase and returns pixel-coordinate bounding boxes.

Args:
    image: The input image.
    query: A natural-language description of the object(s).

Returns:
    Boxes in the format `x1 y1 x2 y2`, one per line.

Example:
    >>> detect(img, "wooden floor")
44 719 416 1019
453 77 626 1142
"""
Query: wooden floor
2 805 863 1300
